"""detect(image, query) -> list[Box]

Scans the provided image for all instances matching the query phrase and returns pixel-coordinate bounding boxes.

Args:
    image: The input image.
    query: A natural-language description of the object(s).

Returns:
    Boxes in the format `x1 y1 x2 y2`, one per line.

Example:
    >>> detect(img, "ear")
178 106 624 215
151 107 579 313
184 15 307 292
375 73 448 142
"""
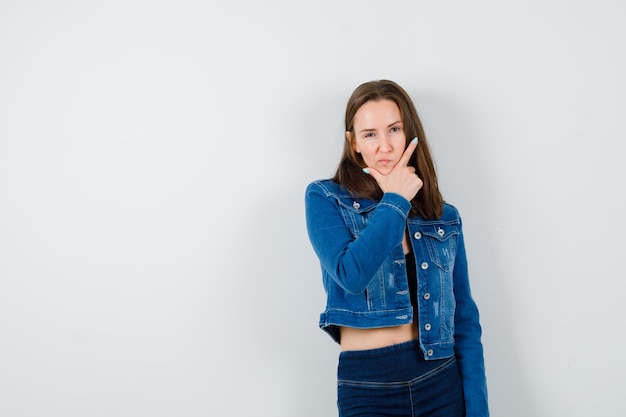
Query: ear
346 131 360 153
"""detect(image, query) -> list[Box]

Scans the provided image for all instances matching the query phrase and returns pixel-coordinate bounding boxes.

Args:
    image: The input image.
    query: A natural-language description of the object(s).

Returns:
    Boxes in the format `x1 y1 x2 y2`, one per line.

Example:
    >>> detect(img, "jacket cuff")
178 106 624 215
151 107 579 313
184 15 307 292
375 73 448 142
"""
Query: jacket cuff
378 192 412 219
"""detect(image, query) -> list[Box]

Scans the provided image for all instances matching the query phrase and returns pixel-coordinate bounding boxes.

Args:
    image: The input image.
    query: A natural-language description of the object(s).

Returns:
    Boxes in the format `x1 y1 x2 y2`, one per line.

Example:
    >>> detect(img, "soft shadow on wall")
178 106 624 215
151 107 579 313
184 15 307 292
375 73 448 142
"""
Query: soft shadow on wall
229 85 347 417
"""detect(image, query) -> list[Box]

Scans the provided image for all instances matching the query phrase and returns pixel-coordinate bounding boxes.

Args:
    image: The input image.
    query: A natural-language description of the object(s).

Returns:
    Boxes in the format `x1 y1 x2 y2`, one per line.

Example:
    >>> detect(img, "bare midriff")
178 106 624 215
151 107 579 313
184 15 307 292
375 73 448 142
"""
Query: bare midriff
340 232 419 352
339 321 419 351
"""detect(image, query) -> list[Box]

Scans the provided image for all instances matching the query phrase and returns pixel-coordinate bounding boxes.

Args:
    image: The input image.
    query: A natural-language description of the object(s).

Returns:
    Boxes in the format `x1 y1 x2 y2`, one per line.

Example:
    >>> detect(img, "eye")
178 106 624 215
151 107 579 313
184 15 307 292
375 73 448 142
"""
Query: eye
363 132 376 139
390 126 402 133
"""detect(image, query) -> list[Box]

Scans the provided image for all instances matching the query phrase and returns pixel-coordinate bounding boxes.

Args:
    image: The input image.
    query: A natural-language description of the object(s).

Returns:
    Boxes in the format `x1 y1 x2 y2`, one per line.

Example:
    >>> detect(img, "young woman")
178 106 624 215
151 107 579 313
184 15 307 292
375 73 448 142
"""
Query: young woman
305 80 489 417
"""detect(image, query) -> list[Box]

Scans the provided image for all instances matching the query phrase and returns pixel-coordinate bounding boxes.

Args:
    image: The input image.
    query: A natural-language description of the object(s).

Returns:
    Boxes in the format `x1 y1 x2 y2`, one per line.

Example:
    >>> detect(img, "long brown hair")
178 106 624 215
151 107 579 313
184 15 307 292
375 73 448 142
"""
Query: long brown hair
333 80 443 219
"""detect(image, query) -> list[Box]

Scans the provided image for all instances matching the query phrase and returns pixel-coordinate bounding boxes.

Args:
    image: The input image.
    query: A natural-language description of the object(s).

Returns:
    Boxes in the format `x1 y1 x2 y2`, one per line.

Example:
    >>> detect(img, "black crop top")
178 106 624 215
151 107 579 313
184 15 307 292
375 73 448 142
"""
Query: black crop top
405 251 418 307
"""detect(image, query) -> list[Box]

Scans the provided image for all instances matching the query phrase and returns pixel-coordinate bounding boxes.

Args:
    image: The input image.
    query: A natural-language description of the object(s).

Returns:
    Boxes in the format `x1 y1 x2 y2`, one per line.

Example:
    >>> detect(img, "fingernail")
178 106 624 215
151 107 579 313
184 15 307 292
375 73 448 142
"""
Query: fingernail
412 137 418 144
362 168 370 174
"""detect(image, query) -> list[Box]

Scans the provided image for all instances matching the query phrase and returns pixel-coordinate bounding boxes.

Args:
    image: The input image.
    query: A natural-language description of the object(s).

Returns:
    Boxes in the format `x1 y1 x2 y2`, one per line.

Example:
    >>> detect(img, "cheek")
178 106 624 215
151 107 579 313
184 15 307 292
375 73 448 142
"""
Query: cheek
360 150 378 166
354 140 370 155
393 138 407 154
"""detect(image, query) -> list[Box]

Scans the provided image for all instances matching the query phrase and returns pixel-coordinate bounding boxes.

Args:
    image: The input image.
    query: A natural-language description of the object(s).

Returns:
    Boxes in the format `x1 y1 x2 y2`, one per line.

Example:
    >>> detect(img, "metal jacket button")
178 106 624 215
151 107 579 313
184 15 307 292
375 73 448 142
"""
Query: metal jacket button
413 232 422 240
437 228 445 237
421 262 428 270
352 201 360 209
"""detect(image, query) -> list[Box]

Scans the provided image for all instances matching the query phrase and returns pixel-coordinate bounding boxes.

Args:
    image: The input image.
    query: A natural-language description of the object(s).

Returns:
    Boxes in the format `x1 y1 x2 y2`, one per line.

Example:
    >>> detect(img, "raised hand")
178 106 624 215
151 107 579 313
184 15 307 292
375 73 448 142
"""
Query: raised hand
363 137 423 202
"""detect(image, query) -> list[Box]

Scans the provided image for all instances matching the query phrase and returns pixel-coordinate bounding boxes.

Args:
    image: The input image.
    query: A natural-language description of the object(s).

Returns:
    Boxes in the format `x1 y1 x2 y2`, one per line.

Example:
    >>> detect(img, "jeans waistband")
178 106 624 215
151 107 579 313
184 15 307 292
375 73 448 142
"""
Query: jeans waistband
338 339 454 383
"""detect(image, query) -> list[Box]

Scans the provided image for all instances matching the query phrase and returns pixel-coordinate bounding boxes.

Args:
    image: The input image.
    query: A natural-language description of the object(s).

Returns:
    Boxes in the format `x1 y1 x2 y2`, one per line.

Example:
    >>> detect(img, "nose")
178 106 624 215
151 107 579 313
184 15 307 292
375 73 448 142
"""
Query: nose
379 134 393 153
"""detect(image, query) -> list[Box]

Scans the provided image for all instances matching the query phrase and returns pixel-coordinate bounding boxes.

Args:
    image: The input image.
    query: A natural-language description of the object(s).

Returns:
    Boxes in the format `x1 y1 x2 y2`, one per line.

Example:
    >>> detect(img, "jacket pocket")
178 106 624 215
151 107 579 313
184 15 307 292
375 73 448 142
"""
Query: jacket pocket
421 224 459 272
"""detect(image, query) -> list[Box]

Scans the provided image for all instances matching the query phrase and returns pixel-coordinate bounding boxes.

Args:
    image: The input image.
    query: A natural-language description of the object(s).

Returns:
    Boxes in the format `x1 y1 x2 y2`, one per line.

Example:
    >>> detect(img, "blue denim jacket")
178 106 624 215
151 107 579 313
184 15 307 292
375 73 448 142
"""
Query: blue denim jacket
305 179 489 417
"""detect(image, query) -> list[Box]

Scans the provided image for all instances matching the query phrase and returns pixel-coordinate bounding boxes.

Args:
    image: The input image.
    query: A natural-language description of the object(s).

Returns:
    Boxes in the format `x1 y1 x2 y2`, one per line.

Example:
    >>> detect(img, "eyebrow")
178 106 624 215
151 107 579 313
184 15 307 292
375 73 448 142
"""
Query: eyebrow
358 121 403 134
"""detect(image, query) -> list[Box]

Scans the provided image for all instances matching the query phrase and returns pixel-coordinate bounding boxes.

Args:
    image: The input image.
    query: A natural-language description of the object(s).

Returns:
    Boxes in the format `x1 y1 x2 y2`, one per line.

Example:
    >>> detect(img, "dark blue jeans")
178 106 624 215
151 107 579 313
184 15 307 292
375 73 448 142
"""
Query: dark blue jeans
337 339 465 417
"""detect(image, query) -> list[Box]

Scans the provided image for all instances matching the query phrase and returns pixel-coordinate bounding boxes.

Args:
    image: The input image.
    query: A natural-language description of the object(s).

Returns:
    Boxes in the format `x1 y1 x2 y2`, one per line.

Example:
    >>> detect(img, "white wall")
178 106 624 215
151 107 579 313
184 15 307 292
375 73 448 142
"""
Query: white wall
1 1 624 416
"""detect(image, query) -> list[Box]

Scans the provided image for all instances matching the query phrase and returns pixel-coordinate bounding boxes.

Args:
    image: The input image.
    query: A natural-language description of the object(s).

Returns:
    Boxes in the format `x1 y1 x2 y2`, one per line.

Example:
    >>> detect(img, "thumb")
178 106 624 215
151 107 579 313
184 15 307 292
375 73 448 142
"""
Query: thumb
362 167 383 182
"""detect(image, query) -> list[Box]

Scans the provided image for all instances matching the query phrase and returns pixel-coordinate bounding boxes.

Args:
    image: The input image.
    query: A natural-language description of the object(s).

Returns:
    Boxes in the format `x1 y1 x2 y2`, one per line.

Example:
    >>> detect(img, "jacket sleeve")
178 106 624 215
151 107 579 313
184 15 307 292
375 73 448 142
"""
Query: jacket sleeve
305 182 411 295
451 211 490 417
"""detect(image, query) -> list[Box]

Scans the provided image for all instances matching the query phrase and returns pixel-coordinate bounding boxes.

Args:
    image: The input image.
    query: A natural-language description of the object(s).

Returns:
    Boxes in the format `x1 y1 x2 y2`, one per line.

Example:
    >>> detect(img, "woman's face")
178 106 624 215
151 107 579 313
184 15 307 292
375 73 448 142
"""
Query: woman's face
348 99 407 175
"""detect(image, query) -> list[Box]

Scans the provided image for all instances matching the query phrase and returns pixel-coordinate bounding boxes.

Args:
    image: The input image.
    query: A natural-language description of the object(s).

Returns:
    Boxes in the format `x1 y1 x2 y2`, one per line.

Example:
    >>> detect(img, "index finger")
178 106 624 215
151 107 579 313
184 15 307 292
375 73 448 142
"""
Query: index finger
399 137 418 166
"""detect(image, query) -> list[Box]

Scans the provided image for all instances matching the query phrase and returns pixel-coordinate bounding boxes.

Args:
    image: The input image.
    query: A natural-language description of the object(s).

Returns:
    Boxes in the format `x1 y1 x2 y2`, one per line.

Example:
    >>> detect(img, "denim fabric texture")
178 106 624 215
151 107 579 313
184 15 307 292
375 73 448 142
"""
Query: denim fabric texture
337 339 464 417
305 179 489 417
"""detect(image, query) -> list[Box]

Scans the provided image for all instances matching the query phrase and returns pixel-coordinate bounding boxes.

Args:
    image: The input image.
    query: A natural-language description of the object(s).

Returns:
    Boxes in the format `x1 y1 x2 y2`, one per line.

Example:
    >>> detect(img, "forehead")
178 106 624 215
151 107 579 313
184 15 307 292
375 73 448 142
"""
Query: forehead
353 99 402 127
